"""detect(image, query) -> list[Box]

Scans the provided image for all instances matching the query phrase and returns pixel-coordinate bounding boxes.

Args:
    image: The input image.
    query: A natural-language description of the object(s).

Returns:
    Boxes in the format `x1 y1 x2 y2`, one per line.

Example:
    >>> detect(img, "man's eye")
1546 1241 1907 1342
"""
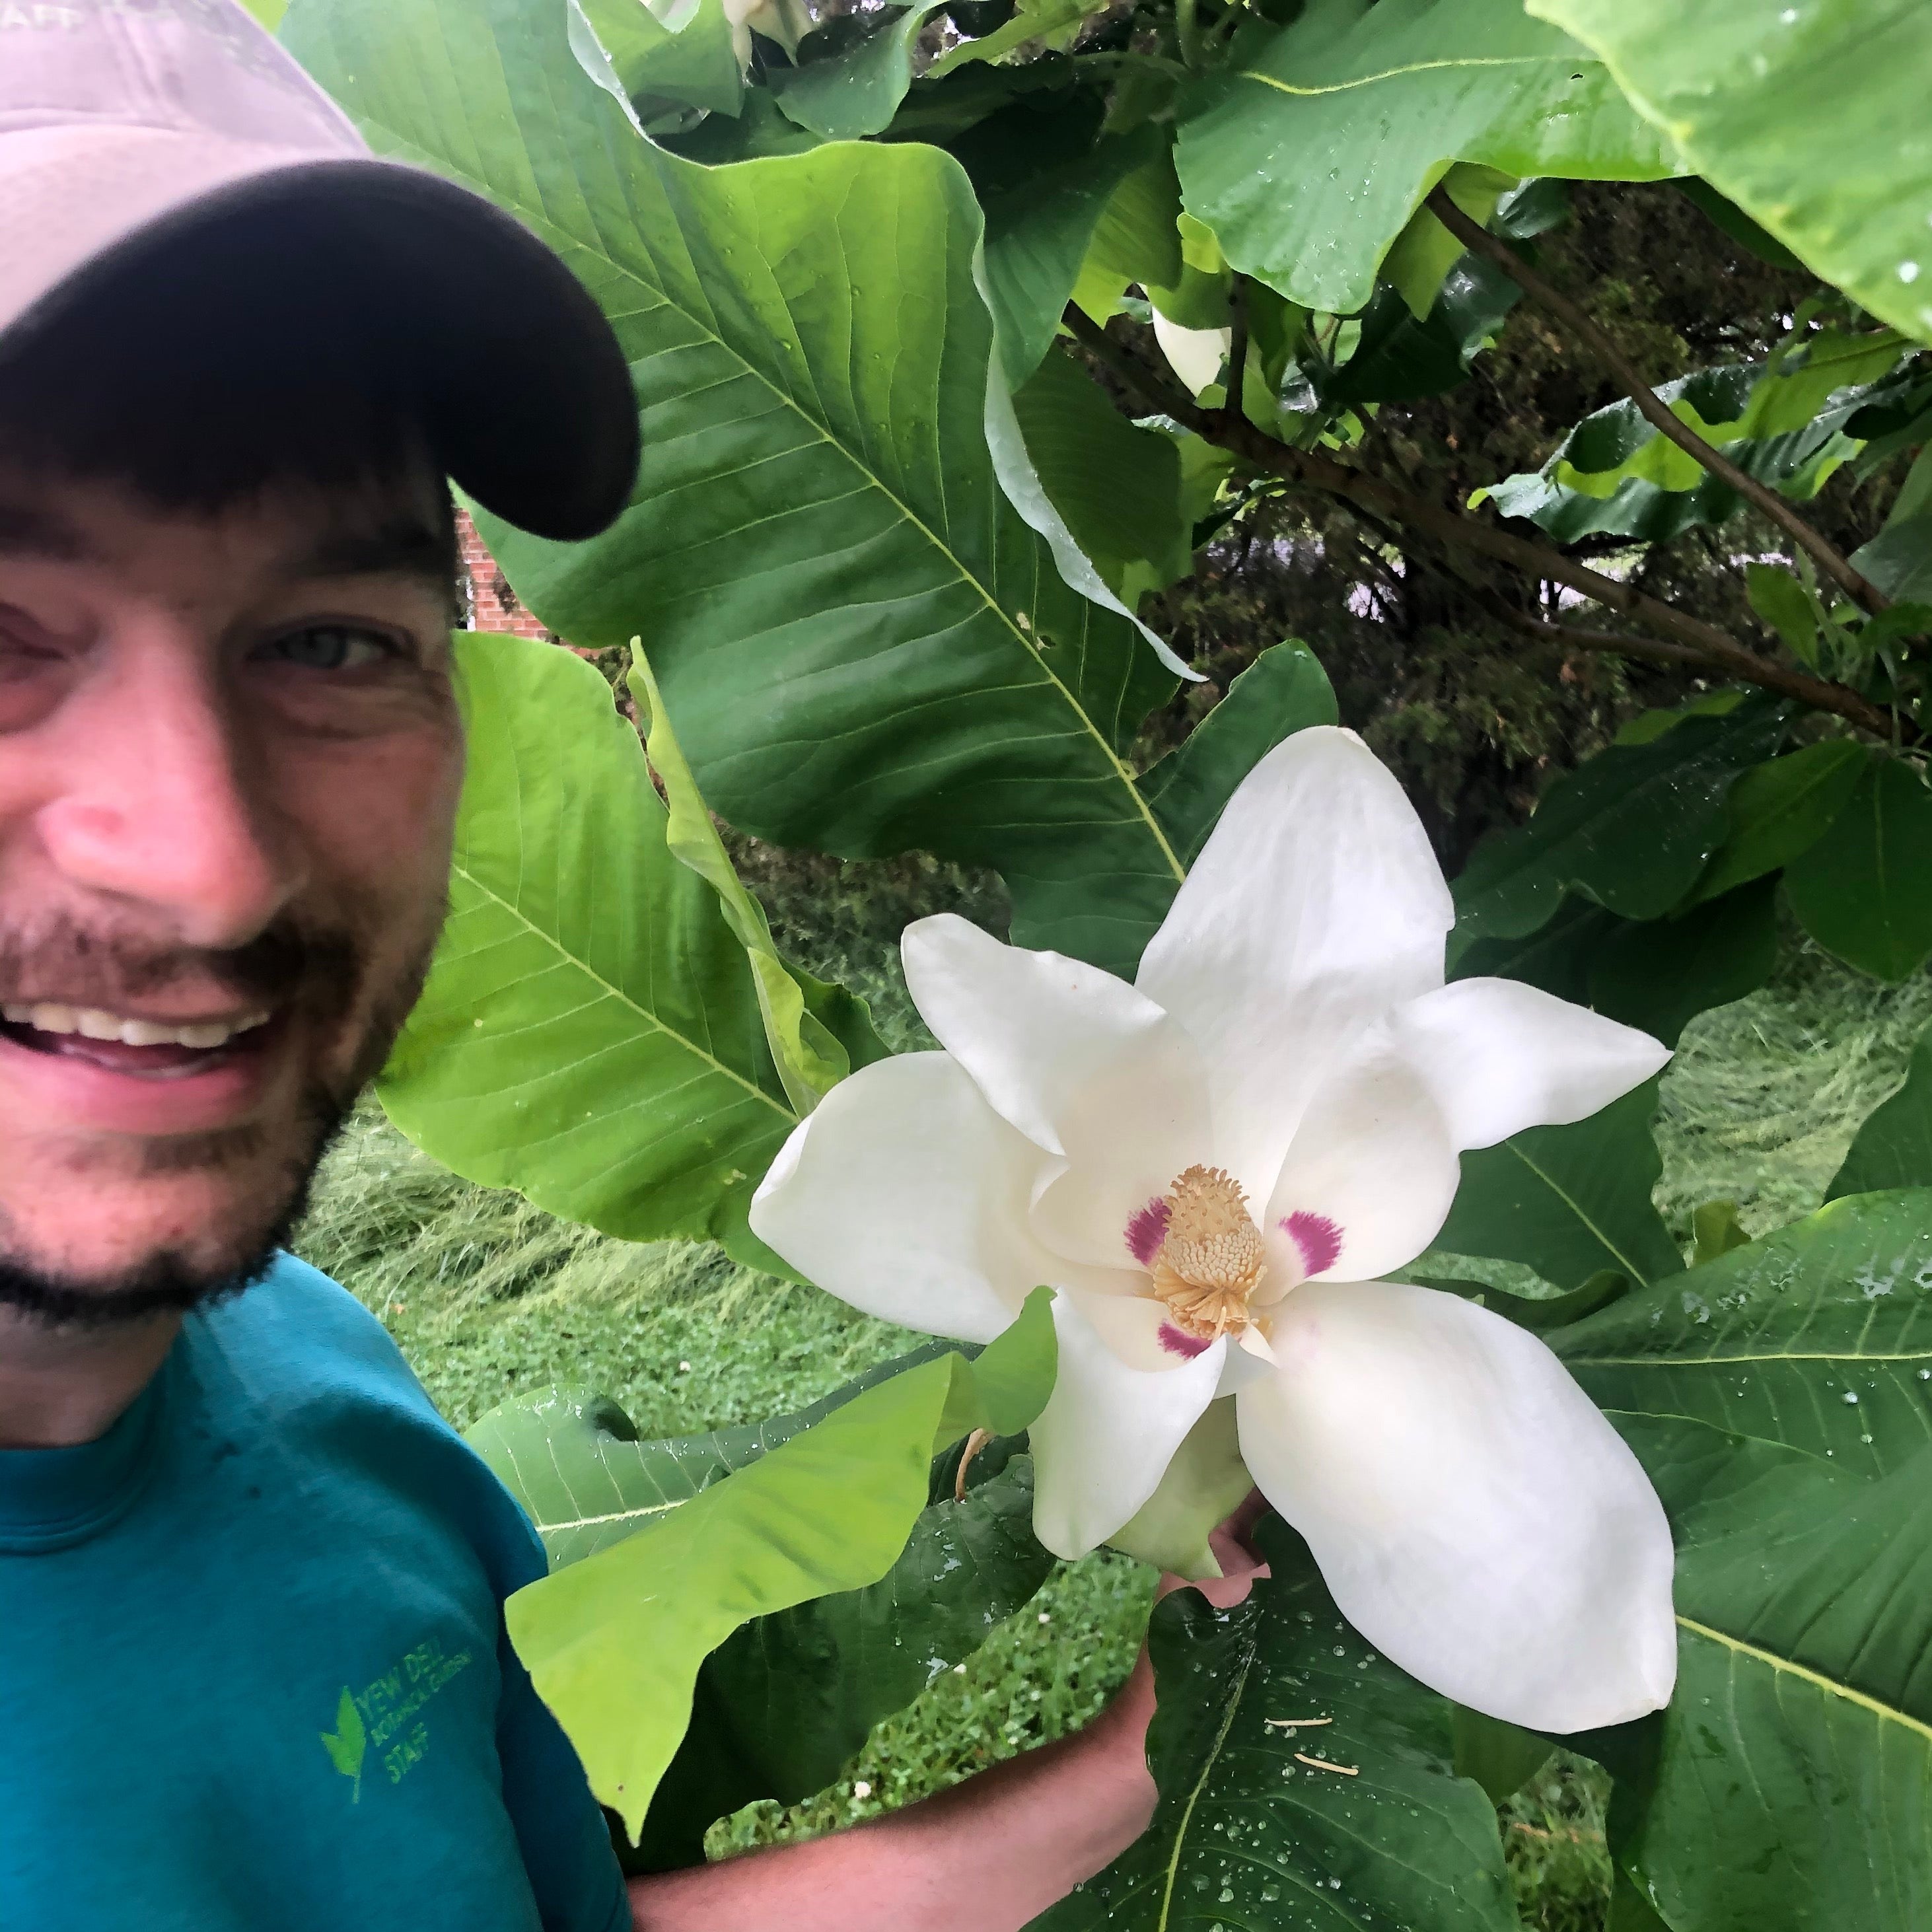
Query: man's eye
262 625 400 670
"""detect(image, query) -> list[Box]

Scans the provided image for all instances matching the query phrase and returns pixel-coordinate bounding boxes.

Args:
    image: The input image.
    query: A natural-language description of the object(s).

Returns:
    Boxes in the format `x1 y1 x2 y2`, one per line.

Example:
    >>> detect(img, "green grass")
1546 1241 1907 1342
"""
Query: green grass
290 903 1932 1925
1655 936 1932 1239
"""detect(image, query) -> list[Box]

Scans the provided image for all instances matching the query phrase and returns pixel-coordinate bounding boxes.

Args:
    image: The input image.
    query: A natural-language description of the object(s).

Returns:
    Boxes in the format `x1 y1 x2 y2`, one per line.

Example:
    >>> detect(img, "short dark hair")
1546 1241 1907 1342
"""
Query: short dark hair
0 234 460 595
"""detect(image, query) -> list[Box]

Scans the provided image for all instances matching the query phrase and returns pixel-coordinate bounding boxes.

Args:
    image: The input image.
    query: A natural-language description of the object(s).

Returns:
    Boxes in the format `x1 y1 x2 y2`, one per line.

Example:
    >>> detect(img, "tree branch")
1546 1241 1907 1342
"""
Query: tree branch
1061 303 1905 740
1496 613 1731 676
1423 186 1889 615
1220 277 1250 440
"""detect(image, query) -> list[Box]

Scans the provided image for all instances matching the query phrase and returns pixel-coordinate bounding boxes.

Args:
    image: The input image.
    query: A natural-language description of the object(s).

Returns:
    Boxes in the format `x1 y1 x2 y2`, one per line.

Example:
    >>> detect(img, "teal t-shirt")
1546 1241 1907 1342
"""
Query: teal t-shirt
0 1254 629 1932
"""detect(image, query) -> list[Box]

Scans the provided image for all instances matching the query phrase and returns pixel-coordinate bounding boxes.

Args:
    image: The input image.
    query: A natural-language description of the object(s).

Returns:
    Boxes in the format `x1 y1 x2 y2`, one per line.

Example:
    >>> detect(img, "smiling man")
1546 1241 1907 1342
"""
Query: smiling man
0 5 1252 1927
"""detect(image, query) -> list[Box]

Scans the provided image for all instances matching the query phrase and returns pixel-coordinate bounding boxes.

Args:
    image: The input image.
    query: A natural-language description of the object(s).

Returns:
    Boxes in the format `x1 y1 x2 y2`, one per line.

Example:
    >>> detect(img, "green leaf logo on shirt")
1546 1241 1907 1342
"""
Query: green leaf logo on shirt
319 1688 366 1803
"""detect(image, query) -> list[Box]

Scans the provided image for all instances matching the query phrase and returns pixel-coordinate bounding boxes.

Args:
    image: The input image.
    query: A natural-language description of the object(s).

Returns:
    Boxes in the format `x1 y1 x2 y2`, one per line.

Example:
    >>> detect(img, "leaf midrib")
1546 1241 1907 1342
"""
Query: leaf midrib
1573 1346 1932 1367
1242 52 1582 98
1499 1137 1657 1284
452 859 795 1122
1678 1614 1932 1747
1156 1635 1256 1931
542 1497 685 1534
352 63 1184 887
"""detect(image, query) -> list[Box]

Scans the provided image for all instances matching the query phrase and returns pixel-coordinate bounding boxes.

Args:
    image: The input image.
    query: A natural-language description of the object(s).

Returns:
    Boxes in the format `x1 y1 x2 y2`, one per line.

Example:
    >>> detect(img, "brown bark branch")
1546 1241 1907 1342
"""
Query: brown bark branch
1219 277 1250 440
1496 614 1729 676
1061 303 1904 740
1423 186 1889 615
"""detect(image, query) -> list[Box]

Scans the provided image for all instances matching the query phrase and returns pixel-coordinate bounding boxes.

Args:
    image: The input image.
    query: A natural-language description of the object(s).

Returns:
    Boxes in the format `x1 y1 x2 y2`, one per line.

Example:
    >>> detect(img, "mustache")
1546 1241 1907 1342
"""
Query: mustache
0 913 365 1014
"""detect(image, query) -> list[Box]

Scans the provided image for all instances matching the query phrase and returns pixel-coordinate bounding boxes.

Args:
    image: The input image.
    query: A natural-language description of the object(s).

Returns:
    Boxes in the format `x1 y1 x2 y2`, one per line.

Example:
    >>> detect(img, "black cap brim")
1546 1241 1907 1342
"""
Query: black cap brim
5 157 639 542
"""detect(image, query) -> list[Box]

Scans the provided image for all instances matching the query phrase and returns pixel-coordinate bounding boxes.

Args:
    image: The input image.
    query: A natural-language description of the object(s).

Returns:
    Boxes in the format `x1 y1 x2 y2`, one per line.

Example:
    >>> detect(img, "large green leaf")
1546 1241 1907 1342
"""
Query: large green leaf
1069 145 1186 326
1137 641 1340 868
1173 0 1674 316
474 1351 1055 1865
927 0 1108 75
507 1301 1056 1838
1449 699 1789 951
285 0 1192 979
1552 1194 1932 1927
973 117 1164 388
1830 1027 1932 1201
1435 1078 1683 1293
375 634 875 1264
1784 756 1932 983
1530 0 1932 347
1590 881 1779 1051
1013 346 1192 602
569 0 742 122
1853 515 1932 602
1557 1191 1932 1479
637 1439 1054 1869
768 3 945 139
1324 250 1521 407
1686 738 1867 906
1032 1517 1517 1932
465 1343 952 1568
1613 1421 1932 1932
628 645 872 1114
1459 877 1779 1052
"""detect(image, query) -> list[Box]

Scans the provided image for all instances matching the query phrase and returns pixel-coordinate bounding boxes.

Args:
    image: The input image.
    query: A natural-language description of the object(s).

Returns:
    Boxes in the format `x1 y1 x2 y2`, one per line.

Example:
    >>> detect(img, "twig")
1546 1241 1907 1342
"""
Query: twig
1423 186 1888 616
953 1427 991 1503
1294 1753 1359 1776
1264 1715 1332 1731
1061 303 1904 740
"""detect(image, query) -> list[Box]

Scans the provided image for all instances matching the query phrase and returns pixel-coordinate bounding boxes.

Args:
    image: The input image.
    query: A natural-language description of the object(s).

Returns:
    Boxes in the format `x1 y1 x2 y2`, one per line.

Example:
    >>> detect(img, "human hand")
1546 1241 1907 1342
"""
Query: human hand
1156 1487 1271 1608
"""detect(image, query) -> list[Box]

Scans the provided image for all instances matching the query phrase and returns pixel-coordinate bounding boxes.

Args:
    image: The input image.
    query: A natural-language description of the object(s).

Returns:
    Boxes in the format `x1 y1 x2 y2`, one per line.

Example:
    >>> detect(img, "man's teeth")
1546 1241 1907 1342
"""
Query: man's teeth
0 1004 271 1049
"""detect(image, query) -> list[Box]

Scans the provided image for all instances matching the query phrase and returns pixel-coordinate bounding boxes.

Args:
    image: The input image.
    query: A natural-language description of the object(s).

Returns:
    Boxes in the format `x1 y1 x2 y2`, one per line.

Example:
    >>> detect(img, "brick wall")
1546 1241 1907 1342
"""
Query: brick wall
456 505 555 641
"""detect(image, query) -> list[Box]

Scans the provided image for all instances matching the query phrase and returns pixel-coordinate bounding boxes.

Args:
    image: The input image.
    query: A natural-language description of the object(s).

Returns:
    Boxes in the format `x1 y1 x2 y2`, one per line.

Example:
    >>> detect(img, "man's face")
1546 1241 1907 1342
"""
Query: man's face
0 463 464 1312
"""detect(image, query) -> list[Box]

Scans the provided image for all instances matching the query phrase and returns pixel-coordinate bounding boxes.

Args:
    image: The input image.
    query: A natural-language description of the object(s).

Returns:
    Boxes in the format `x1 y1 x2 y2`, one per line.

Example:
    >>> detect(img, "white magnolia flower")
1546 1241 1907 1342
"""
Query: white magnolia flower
750 727 1678 1732
720 0 808 61
1151 310 1232 398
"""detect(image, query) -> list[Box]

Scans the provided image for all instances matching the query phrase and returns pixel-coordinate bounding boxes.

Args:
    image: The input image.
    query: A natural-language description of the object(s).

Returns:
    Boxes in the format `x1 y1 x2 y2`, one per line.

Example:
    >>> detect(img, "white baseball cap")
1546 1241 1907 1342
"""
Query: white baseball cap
0 0 638 539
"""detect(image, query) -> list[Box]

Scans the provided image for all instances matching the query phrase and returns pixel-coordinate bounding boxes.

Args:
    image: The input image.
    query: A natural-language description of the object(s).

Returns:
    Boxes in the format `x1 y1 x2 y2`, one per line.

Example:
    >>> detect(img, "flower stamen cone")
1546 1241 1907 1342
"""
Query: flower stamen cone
1149 1164 1266 1339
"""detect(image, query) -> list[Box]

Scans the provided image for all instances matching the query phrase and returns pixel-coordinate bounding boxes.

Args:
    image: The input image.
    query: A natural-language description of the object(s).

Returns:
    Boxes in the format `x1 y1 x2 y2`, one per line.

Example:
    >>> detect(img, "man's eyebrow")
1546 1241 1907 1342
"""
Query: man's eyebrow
285 516 451 589
0 503 96 561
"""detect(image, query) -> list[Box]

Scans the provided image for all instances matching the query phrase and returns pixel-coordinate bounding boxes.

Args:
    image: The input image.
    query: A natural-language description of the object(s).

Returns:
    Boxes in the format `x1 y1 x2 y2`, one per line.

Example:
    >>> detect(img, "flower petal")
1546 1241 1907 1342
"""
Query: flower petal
1386 978 1671 1152
1136 728 1452 1204
1262 1036 1459 1285
902 913 1213 1270
1151 312 1230 396
1238 1281 1677 1733
1029 1292 1224 1558
749 1052 1092 1343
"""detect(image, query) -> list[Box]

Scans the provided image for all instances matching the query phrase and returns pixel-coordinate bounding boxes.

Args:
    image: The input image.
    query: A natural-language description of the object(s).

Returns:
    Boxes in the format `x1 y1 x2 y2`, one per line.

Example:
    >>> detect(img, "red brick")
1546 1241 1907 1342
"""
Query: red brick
455 505 559 643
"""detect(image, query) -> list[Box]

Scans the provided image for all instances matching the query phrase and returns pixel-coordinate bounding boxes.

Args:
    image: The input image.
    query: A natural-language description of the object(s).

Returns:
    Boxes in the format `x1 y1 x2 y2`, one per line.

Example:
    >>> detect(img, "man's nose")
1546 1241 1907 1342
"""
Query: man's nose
33 627 306 950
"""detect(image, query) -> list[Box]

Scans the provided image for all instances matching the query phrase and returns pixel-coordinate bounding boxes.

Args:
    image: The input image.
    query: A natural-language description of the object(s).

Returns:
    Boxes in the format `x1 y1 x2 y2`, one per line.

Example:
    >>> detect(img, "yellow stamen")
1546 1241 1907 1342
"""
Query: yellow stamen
1149 1164 1266 1339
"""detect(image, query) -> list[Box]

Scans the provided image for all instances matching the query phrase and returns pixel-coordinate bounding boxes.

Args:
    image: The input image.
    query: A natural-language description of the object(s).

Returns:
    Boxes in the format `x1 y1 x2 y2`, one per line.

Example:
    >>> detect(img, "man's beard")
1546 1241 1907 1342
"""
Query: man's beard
0 902 436 1330
0 1083 350 1329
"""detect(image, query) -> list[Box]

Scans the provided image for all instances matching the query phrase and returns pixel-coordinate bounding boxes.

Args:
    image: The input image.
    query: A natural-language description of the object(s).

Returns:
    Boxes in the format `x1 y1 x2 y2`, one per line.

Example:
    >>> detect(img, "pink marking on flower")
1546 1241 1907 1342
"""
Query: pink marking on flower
1126 1196 1171 1267
1283 1210 1343 1279
1158 1322 1211 1359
